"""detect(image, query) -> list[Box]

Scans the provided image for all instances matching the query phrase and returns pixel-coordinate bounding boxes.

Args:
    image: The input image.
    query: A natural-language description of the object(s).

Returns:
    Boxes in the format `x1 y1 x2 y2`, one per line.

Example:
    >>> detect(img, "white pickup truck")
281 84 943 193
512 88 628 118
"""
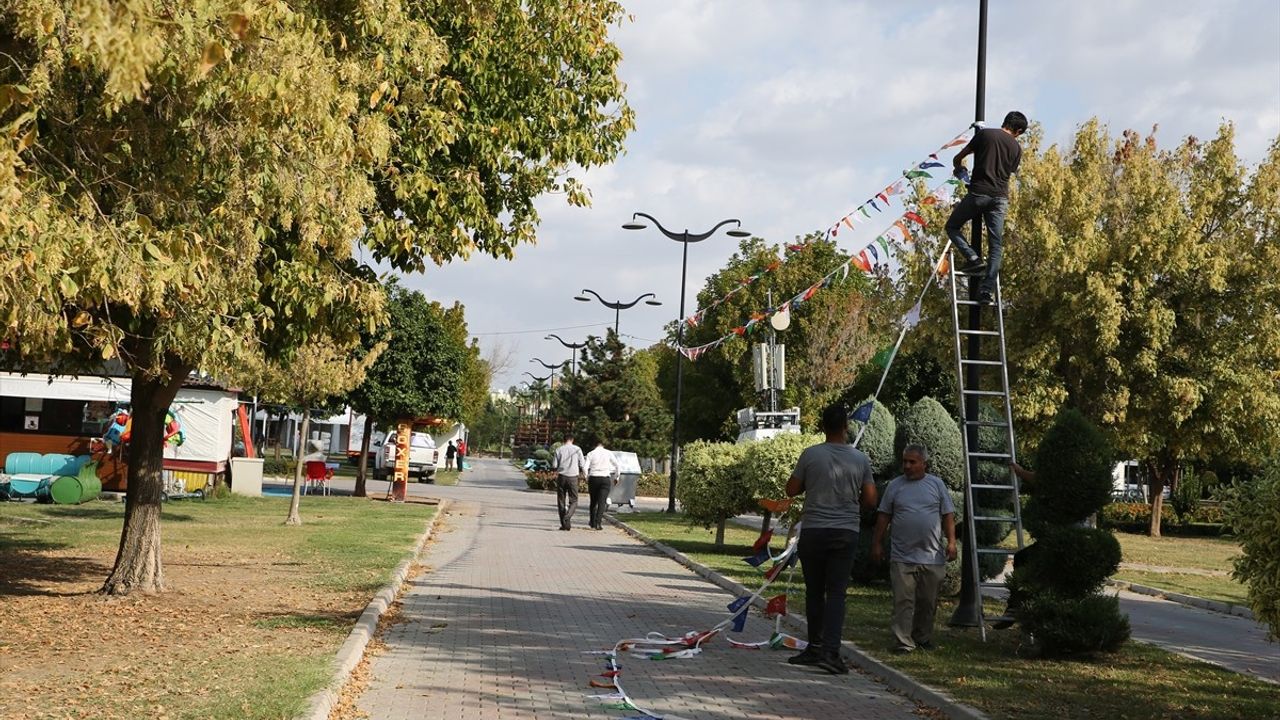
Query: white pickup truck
373 431 438 482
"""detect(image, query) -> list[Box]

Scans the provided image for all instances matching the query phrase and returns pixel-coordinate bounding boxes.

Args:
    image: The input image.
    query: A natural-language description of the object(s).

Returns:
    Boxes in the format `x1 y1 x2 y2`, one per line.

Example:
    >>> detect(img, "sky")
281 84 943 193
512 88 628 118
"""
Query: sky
389 0 1280 391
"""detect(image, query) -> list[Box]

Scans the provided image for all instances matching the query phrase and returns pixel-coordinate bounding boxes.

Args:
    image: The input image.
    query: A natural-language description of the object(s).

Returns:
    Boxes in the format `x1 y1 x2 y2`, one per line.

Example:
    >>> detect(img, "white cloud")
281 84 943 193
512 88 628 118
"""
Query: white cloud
396 0 1280 390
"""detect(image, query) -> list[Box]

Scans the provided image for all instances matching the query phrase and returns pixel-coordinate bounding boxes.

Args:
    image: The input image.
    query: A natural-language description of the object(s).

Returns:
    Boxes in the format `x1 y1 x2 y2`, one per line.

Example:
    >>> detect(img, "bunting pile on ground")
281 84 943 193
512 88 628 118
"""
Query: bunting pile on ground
585 519 806 719
679 126 974 332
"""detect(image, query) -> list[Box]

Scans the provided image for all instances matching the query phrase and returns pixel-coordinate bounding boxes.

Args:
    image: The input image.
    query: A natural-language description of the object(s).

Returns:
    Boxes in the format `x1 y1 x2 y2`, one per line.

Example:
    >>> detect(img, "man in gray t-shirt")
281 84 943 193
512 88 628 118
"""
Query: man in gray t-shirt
872 444 957 653
783 404 878 675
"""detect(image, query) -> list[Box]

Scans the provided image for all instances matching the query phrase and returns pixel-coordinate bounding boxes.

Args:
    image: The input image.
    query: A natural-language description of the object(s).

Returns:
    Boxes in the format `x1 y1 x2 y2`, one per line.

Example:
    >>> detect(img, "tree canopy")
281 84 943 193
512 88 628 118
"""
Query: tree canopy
0 0 633 593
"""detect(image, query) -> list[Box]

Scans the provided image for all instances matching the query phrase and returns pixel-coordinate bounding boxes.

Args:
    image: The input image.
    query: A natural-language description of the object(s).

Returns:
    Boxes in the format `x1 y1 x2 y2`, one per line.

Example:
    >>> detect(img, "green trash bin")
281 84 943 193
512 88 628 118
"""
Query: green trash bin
42 462 103 505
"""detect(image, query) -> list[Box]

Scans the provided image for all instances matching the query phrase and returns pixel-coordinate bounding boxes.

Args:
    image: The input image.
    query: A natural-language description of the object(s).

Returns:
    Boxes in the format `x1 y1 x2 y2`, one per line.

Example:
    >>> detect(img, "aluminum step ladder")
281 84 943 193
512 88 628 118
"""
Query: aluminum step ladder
947 250 1027 641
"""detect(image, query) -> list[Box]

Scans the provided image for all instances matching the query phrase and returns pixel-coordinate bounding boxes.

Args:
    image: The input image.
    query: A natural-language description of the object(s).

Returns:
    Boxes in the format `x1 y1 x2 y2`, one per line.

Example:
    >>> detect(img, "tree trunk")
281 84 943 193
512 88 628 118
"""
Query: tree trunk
1147 454 1178 538
715 518 726 548
102 361 189 595
354 414 374 497
286 409 311 526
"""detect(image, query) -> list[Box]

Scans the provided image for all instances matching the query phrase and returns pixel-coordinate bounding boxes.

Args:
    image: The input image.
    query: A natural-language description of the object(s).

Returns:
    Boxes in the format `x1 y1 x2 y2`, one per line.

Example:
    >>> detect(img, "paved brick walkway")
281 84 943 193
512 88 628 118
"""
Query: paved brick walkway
353 459 928 719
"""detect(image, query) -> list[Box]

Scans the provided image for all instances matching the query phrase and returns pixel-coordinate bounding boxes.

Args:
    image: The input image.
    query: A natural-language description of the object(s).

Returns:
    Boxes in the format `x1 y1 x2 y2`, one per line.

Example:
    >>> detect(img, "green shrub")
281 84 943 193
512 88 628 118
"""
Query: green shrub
1100 502 1181 529
1171 473 1203 518
1019 591 1131 658
677 441 750 528
739 433 823 520
1023 408 1113 534
852 395 896 478
1184 503 1226 525
636 471 668 497
533 447 552 463
1007 526 1120 598
1224 462 1280 640
894 397 963 491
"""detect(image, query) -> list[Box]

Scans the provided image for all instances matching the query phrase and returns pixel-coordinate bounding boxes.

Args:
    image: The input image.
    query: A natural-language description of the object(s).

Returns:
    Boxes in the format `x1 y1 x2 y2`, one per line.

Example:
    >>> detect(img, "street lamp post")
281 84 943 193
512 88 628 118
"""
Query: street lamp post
574 289 662 336
622 212 752 513
530 357 569 374
950 0 989 630
545 334 587 376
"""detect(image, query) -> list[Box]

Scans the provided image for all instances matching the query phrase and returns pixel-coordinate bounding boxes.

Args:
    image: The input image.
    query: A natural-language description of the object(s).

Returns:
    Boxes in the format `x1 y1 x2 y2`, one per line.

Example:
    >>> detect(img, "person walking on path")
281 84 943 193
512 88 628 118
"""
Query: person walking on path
445 441 457 470
871 444 957 654
785 403 879 675
552 434 586 530
945 110 1028 305
583 440 620 530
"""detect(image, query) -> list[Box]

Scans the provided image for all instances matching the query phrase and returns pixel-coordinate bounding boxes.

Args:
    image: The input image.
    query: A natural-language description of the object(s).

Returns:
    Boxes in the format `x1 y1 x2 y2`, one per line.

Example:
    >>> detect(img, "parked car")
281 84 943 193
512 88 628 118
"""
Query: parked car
373 432 438 482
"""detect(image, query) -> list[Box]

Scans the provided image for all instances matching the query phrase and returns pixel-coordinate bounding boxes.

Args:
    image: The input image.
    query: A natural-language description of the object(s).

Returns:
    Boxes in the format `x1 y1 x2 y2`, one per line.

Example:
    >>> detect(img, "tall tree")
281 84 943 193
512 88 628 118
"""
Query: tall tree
658 235 894 439
909 121 1280 536
252 337 381 524
0 1 631 593
554 331 672 458
347 284 469 496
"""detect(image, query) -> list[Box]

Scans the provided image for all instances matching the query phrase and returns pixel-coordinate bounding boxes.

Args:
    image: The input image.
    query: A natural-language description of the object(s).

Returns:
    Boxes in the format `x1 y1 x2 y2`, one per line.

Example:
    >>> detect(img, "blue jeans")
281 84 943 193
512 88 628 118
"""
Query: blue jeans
797 528 859 655
945 192 1008 293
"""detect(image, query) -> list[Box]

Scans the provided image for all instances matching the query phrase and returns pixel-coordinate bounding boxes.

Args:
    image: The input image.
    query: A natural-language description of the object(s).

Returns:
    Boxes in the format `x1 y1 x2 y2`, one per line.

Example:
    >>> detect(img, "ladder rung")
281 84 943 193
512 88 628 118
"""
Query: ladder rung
955 299 1000 307
971 483 1017 490
979 581 1009 588
976 548 1017 555
968 451 1012 458
973 515 1014 522
960 359 1003 366
962 390 1007 396
957 329 1001 336
964 420 1008 427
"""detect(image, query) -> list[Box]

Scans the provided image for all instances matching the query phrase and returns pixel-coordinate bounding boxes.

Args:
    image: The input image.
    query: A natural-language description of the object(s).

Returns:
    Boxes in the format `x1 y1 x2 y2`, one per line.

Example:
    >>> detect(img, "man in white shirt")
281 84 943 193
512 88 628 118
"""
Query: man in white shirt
552 434 587 531
583 441 621 530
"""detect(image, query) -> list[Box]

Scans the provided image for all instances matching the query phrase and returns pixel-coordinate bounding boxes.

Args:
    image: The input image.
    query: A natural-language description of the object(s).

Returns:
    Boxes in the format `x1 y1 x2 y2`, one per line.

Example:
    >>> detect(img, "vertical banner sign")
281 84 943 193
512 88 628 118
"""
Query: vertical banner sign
393 421 410 502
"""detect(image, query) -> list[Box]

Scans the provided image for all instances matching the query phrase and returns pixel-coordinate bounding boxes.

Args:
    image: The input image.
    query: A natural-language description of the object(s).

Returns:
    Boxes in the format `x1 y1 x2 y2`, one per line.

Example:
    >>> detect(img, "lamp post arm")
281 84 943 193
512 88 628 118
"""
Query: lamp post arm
578 288 609 306
630 212 743 243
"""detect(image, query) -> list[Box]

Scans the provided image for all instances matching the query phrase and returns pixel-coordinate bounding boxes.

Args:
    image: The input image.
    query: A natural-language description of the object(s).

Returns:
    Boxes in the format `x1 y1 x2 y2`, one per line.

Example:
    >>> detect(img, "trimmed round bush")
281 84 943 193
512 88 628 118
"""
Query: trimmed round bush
1019 591 1131 658
740 433 823 521
853 395 896 478
1025 408 1113 532
676 441 749 528
894 396 964 491
1008 526 1121 598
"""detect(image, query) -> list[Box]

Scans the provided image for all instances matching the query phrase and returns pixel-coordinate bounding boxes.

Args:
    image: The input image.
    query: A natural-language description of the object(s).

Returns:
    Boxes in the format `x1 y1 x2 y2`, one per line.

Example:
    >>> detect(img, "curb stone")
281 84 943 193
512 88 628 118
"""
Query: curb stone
1107 579 1255 620
607 515 989 720
302 498 451 720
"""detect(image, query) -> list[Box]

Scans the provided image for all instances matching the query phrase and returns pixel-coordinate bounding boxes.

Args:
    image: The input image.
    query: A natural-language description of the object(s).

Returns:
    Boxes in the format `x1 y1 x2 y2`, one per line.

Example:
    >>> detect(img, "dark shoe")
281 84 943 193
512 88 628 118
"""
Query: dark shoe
992 618 1015 630
977 290 995 305
559 526 570 531
815 653 849 675
787 647 823 666
959 257 987 273
916 640 937 651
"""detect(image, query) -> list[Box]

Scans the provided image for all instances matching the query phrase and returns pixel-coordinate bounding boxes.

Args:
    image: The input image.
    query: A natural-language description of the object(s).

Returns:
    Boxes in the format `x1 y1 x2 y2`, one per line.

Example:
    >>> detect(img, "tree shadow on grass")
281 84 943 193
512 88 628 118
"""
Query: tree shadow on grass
0 540 110 597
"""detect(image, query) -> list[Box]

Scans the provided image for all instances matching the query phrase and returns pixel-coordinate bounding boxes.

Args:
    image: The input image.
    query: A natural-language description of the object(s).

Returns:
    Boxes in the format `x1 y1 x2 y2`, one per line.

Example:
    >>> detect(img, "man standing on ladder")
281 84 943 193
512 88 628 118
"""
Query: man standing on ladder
945 110 1029 304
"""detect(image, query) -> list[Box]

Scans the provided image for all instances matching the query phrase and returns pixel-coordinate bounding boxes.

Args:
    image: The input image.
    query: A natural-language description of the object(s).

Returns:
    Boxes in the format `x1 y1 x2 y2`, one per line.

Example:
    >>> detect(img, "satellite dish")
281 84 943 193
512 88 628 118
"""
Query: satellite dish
770 308 791 331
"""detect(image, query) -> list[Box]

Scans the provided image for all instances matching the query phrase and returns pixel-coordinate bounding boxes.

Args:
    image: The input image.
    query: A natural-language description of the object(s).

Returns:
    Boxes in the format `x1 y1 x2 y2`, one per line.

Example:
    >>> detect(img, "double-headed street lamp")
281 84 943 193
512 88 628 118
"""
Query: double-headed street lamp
622 212 752 513
530 357 569 373
545 334 587 376
574 289 662 336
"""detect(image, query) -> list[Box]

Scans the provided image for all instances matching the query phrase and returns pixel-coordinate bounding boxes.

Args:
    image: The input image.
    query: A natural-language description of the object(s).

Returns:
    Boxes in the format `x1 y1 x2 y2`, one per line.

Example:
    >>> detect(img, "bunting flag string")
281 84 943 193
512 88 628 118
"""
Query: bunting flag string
679 127 974 330
675 175 964 359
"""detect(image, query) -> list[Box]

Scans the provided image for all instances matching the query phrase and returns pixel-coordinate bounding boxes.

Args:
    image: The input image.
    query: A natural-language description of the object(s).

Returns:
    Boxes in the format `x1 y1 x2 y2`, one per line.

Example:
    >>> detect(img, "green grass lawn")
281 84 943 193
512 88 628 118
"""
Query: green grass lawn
0 496 433 720
620 512 1277 720
1112 532 1248 607
433 469 461 486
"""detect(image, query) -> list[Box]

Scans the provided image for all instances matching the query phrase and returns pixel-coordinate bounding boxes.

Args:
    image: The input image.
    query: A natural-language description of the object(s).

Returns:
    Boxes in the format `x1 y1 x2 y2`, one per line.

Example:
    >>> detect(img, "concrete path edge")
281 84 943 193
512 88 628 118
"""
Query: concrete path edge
608 516 989 720
302 498 451 720
1106 579 1255 620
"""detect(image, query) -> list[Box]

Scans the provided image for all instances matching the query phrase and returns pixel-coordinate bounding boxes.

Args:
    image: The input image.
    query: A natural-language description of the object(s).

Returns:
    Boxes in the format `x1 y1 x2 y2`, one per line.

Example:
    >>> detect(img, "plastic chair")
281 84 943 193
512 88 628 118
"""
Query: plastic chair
304 461 333 496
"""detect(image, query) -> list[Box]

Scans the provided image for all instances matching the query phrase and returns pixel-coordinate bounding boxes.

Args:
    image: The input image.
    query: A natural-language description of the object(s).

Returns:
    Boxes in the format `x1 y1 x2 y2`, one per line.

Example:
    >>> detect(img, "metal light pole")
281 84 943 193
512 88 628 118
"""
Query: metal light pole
530 357 569 373
623 213 752 513
574 289 662 337
545 334 587 376
951 0 988 630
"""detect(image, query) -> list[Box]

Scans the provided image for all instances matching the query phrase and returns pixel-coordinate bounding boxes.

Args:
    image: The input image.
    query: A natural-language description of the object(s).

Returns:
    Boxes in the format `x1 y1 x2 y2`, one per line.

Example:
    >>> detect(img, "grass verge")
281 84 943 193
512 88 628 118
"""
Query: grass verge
0 495 433 720
1114 570 1250 607
433 469 461 486
620 512 1277 720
